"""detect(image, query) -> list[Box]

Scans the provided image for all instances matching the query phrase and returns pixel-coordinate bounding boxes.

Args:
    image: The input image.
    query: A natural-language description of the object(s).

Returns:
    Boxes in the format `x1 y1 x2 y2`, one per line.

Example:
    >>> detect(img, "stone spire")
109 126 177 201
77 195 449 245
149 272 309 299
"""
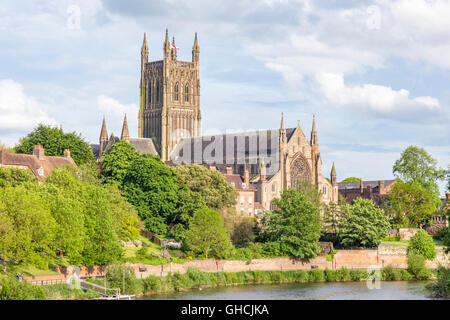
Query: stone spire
121 114 130 142
171 36 177 60
100 116 108 143
164 28 170 59
280 112 287 144
311 114 318 146
141 32 148 55
192 32 199 63
331 162 337 186
99 116 108 157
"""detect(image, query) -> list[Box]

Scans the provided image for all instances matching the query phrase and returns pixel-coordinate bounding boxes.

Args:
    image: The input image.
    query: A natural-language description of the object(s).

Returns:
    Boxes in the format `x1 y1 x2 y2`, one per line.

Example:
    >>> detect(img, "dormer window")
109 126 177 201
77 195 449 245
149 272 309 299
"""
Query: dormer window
37 167 44 177
241 182 246 188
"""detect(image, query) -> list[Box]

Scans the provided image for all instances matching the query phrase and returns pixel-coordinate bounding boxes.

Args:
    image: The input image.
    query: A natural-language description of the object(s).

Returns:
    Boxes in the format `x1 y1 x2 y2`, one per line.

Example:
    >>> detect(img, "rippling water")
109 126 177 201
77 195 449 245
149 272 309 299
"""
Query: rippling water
139 281 434 300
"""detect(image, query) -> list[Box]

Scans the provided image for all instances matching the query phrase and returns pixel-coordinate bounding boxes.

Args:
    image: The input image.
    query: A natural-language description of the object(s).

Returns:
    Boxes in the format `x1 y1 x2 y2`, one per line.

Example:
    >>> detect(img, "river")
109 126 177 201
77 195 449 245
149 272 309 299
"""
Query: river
139 281 436 300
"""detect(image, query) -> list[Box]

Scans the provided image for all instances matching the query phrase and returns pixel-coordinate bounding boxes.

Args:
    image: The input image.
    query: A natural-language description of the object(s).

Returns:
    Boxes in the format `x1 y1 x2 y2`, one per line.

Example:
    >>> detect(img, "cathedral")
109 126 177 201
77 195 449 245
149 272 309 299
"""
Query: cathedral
94 30 338 209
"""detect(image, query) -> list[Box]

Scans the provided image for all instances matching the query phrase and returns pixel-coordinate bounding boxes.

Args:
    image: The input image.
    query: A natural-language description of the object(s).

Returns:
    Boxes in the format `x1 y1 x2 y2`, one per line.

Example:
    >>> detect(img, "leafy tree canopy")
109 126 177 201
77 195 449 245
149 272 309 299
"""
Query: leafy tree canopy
184 207 232 259
100 141 140 185
393 146 445 198
409 229 436 260
387 181 436 228
341 177 361 183
260 189 321 259
14 124 95 166
174 164 237 210
338 197 391 248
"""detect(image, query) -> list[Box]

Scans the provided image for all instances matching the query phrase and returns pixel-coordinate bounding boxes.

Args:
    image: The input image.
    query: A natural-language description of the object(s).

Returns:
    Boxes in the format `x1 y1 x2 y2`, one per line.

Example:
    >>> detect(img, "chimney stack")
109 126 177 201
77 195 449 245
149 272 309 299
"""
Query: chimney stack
226 167 233 175
64 149 71 158
367 184 373 198
360 178 364 194
244 168 250 187
33 145 45 161
378 180 385 194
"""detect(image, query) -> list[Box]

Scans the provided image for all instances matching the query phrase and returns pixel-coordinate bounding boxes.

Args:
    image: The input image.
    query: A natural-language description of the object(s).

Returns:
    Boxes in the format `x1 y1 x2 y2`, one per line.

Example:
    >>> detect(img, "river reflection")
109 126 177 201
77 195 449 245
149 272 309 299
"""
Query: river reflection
139 281 433 300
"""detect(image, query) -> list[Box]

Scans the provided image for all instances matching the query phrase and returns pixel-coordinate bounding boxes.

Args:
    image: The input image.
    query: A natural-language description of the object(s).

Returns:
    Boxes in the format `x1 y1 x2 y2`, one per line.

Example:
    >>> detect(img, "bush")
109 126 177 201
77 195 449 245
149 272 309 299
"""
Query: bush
261 242 284 257
105 264 141 295
309 269 325 282
409 230 436 260
382 266 403 281
382 236 401 242
292 270 309 283
324 268 337 282
0 278 46 300
336 267 351 281
407 252 431 280
350 270 367 281
142 275 162 293
427 267 450 298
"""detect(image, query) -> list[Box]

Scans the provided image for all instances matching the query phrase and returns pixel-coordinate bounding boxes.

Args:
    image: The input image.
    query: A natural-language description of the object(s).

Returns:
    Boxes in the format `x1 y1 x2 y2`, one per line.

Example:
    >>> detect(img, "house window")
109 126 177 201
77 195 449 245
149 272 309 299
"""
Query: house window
185 85 189 102
241 182 246 188
230 182 235 187
248 208 252 217
249 196 253 205
272 184 276 192
174 83 179 101
240 208 244 216
323 186 327 195
240 196 244 205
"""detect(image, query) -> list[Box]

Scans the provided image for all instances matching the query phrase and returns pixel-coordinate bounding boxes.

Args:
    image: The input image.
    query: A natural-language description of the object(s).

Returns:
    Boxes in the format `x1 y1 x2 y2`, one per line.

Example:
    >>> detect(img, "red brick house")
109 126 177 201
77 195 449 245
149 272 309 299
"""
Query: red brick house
0 145 76 179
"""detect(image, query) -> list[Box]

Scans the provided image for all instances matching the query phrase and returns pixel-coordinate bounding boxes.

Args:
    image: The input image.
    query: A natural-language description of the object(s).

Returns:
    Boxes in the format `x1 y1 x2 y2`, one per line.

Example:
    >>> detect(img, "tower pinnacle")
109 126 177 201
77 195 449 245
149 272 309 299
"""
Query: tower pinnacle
121 114 130 142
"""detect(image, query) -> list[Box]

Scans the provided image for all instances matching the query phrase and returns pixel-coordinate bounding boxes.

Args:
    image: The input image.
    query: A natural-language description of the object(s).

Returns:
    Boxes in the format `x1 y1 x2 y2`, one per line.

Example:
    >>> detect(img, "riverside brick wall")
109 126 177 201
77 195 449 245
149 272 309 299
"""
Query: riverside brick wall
128 245 450 278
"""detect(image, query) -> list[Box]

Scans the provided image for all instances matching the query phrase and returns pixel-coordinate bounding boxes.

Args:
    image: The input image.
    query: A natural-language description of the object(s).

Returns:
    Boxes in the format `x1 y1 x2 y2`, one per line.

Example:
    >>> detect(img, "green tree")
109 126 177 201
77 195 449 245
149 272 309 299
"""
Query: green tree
0 185 57 268
231 216 257 247
409 229 436 260
295 181 322 209
100 141 140 185
122 154 180 235
0 167 37 187
174 164 237 210
393 146 445 199
184 207 232 259
338 197 391 248
387 181 435 227
260 189 321 258
341 177 361 183
14 124 95 166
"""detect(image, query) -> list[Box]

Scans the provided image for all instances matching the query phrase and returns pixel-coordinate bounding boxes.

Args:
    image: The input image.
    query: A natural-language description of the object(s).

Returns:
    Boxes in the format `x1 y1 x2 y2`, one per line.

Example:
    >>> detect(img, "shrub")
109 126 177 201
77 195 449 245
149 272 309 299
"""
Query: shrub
0 278 46 300
142 275 161 293
105 264 140 295
309 269 325 282
427 267 450 298
407 252 431 280
382 266 403 281
336 267 351 281
350 270 367 281
292 270 309 283
324 268 337 282
409 230 436 260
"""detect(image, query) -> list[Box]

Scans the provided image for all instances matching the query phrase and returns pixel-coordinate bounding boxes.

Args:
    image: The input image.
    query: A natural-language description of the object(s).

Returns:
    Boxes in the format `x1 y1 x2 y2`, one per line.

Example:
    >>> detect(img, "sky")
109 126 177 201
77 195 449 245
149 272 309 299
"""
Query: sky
0 0 449 195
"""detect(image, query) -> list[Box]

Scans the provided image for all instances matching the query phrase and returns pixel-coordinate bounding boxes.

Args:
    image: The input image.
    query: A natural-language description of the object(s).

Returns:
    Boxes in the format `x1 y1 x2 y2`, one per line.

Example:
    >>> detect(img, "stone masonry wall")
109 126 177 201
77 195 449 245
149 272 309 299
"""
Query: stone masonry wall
128 245 450 278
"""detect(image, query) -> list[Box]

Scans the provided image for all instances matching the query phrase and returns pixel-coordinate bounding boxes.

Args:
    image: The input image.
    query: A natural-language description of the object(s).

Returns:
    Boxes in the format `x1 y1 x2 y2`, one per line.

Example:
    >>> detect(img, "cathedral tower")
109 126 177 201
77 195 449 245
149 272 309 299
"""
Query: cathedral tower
138 30 201 161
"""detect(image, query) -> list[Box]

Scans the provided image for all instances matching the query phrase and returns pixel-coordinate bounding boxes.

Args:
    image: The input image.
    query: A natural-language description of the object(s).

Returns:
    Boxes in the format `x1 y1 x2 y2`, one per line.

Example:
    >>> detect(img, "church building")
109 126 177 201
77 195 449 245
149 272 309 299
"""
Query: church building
94 30 339 210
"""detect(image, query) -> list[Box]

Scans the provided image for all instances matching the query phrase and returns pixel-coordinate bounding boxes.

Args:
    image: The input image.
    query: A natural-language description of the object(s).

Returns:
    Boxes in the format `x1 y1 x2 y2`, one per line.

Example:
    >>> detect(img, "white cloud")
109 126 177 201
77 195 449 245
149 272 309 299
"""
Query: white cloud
0 79 57 131
315 72 440 116
97 94 138 137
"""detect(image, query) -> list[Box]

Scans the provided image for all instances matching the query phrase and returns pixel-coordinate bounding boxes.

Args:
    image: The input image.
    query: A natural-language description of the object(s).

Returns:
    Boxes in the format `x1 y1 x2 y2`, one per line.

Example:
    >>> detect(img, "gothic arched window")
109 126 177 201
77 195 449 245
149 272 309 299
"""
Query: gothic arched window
148 82 152 106
290 155 312 189
185 85 189 102
156 82 160 102
174 83 179 101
